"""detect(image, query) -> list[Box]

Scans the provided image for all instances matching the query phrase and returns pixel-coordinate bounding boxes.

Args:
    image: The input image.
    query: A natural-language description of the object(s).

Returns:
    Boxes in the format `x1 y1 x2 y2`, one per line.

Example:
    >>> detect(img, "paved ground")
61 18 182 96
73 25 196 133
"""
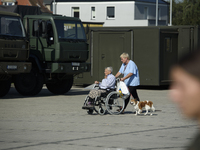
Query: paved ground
0 86 198 150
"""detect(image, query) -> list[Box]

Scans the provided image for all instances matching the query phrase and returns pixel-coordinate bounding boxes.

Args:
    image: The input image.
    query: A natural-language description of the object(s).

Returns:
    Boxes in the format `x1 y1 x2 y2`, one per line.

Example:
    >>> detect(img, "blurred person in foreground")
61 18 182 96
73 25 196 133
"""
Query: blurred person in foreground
170 49 200 150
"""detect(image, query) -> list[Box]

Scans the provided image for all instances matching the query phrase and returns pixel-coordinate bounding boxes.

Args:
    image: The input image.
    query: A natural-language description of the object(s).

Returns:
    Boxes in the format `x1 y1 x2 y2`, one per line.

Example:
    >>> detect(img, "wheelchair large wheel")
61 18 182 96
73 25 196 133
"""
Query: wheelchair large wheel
105 91 125 115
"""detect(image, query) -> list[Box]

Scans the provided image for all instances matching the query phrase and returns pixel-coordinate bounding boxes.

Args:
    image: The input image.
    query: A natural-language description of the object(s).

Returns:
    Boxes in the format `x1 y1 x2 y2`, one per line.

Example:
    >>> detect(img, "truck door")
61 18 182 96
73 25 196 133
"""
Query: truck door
31 20 55 62
160 31 178 84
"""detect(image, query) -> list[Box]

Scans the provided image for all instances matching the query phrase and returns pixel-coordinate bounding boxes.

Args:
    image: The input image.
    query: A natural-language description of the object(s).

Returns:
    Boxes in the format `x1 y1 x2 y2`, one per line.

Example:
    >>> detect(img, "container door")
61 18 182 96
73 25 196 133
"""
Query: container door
97 31 132 79
160 32 178 84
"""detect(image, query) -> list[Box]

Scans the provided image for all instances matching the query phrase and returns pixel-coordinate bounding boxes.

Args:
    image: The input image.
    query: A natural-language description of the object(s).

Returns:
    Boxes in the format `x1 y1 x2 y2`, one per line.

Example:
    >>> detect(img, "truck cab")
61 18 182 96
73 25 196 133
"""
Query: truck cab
13 13 90 95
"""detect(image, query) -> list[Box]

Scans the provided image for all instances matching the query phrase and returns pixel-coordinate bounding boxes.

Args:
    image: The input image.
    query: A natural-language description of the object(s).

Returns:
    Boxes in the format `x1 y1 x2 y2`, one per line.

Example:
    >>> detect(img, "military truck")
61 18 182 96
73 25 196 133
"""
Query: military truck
12 13 90 96
0 11 31 97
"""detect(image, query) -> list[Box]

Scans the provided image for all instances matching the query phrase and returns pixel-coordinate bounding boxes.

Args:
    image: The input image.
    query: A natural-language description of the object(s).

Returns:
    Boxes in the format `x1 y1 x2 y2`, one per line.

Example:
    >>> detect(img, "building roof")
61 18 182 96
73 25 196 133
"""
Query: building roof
55 0 169 5
29 0 52 12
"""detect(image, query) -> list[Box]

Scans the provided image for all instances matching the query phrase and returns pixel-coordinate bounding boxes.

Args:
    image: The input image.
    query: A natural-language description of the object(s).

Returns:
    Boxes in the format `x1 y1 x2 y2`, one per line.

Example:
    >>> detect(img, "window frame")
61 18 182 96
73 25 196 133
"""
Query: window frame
106 6 115 20
72 7 80 18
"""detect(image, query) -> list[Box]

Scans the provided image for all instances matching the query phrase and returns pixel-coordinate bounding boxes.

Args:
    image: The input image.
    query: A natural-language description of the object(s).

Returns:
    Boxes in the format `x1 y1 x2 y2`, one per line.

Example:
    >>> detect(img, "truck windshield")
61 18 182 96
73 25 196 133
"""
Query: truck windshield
0 15 25 37
55 20 86 41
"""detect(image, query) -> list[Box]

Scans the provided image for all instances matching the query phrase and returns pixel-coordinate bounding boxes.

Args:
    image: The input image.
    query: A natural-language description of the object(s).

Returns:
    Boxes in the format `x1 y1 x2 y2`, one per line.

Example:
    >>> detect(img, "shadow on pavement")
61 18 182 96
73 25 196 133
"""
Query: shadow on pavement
0 86 90 99
0 84 169 99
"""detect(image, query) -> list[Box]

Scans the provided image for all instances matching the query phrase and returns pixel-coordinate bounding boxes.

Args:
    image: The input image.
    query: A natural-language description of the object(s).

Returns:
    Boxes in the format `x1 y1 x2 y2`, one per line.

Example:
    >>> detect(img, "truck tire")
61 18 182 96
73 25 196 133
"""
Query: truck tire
0 78 11 97
14 68 44 96
46 76 73 95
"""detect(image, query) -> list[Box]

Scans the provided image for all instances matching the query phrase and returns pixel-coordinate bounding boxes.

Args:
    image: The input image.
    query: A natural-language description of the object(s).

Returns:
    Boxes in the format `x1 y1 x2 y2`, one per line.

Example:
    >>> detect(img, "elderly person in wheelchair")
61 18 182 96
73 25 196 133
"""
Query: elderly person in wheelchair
82 67 116 109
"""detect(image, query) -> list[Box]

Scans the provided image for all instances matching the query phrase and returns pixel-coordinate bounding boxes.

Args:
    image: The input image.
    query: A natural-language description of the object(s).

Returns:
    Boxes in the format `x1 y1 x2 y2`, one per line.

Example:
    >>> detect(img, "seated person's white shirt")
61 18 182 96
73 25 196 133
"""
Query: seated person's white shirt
99 74 115 89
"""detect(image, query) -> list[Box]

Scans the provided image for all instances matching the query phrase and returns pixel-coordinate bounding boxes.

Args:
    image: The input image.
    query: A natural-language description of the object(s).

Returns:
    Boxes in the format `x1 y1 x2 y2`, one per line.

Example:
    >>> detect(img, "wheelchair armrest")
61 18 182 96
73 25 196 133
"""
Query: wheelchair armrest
105 88 116 92
93 84 99 89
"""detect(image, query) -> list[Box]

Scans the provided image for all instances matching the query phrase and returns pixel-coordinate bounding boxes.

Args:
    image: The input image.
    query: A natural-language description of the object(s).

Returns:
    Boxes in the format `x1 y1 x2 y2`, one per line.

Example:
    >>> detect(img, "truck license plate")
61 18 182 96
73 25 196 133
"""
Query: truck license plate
72 62 80 66
7 65 17 70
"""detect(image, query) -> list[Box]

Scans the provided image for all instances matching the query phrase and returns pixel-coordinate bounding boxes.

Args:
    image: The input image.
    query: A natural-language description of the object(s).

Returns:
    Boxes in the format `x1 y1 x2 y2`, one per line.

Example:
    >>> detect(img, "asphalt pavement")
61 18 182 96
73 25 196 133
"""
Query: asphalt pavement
0 86 198 150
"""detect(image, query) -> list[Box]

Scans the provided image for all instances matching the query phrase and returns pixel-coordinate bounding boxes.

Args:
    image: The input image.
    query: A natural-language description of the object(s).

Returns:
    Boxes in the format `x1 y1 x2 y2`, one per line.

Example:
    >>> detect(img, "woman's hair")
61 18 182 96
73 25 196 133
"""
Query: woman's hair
120 52 130 59
176 49 200 80
106 67 113 73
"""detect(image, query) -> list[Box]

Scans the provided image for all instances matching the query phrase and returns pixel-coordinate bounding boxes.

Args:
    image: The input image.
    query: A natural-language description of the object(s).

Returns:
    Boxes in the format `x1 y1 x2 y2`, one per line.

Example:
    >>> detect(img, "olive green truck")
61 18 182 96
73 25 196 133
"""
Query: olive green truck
0 11 90 97
0 11 31 97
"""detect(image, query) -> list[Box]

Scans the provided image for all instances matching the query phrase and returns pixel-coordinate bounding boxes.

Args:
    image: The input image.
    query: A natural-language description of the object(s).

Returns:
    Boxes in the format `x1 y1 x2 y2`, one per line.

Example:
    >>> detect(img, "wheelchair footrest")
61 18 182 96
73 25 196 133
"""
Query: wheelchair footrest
82 105 94 110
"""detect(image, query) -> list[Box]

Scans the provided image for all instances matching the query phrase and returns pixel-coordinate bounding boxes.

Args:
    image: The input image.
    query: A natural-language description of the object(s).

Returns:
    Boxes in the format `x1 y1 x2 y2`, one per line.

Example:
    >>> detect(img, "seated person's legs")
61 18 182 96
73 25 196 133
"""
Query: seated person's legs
83 89 107 109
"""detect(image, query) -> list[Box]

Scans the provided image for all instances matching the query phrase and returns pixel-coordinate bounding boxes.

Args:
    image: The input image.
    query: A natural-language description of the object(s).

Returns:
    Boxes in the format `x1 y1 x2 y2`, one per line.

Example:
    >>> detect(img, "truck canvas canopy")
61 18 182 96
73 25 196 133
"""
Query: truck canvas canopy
0 5 42 18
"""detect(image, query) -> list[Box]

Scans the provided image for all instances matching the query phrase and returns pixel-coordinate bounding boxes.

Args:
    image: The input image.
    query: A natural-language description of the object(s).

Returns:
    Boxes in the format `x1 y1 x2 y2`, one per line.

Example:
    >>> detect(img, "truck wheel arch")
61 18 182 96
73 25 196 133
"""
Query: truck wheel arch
29 54 43 72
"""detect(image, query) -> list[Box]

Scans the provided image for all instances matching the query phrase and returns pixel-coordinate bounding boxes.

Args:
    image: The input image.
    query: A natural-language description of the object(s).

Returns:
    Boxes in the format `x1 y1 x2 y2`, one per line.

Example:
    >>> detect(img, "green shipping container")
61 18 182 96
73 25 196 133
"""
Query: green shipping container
74 26 200 86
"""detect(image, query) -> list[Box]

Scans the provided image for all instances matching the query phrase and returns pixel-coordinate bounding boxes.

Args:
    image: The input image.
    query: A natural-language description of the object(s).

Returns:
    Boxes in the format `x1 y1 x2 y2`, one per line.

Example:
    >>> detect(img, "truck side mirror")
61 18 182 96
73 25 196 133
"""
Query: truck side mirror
33 20 39 32
41 21 47 38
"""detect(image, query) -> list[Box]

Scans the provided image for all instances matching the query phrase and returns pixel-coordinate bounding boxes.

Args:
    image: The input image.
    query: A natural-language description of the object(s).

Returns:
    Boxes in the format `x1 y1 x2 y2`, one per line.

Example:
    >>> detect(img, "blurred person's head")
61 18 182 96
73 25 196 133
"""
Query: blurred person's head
170 49 200 121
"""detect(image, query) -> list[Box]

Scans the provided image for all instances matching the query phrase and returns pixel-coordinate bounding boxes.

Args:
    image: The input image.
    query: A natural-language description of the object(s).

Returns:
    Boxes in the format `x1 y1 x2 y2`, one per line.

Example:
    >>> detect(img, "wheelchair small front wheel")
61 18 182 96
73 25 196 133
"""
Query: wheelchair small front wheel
106 91 125 115
98 107 106 115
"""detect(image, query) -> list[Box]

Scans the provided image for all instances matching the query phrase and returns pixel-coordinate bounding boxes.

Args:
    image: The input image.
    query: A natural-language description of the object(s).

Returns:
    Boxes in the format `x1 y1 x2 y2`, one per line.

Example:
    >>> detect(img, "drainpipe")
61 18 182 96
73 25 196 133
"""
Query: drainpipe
156 0 158 26
169 0 172 26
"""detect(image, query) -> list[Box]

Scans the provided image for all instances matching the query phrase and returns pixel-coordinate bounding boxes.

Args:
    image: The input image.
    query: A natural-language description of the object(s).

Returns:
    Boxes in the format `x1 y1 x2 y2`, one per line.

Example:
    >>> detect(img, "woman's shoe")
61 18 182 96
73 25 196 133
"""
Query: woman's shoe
117 107 124 114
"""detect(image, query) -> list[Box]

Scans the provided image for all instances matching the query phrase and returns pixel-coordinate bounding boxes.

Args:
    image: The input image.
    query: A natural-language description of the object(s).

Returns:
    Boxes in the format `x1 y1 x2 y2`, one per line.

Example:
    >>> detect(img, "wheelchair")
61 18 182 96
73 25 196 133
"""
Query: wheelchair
82 79 129 115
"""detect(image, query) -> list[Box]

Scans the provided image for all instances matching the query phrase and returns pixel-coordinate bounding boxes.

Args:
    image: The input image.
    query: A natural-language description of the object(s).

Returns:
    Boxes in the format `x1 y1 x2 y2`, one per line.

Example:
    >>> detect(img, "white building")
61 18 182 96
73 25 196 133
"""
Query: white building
54 0 169 27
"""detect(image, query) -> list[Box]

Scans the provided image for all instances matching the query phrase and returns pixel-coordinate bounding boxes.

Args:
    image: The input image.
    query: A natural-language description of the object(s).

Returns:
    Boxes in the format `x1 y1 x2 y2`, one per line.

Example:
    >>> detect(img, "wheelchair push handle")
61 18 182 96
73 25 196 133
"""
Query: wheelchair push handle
116 78 120 83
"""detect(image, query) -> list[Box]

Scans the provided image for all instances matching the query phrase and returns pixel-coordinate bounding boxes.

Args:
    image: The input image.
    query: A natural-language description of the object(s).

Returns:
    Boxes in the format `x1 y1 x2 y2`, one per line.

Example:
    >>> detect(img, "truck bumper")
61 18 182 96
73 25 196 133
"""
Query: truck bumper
0 62 32 74
47 62 91 74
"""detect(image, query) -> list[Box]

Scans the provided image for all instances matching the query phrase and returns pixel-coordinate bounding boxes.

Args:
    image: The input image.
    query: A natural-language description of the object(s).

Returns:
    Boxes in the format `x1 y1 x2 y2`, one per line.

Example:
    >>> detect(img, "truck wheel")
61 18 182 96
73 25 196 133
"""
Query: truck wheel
46 76 73 95
14 69 44 96
0 78 11 97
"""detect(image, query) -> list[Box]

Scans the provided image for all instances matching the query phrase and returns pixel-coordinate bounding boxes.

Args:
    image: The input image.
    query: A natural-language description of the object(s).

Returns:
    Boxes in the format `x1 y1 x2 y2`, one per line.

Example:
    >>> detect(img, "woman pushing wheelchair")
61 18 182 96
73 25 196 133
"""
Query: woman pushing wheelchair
115 52 140 114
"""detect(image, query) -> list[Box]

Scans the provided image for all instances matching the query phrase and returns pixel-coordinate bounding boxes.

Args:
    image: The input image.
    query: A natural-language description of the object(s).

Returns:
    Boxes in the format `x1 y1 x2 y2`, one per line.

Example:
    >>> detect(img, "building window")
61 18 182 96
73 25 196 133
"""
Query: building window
144 7 148 19
107 7 115 19
72 7 79 18
91 7 96 19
